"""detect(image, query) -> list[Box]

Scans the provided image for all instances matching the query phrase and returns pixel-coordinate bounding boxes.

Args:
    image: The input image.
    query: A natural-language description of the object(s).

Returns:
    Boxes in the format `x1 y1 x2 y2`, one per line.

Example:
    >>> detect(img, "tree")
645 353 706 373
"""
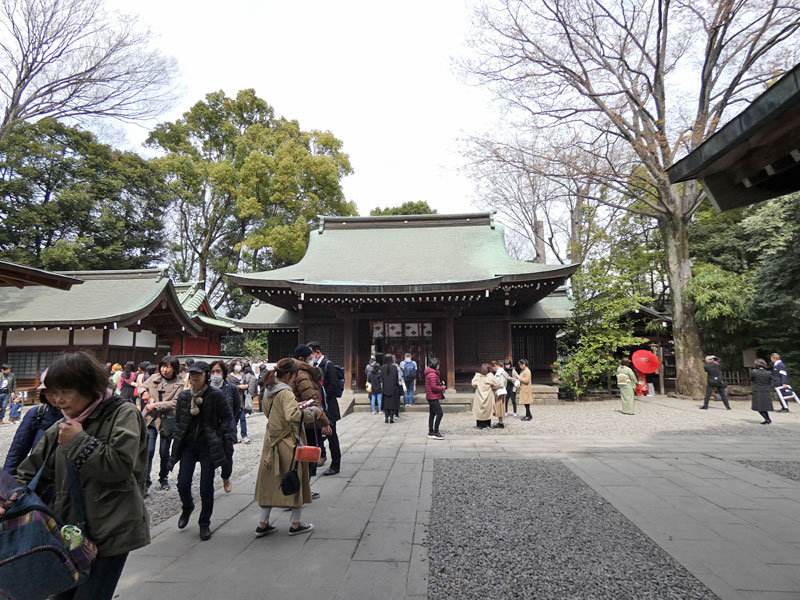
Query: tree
0 0 176 144
147 89 355 316
0 118 167 269
467 0 800 395
370 201 437 216
556 260 649 400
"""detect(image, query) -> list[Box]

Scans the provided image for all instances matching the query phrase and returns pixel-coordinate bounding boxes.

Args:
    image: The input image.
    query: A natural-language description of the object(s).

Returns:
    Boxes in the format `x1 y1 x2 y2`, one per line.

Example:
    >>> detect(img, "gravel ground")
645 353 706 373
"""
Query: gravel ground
438 398 798 437
0 408 269 528
737 460 800 484
428 458 718 600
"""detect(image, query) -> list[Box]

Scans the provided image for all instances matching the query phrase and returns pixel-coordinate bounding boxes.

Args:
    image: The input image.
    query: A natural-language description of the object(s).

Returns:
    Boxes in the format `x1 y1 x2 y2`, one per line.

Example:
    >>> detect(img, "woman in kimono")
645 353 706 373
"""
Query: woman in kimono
254 358 326 536
617 357 637 415
471 364 498 429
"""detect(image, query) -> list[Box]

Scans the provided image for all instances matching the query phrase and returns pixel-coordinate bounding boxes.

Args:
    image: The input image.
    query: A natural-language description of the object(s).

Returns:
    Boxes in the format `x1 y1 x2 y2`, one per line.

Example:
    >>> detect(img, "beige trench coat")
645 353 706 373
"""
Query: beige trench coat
471 373 498 420
254 386 317 508
518 367 533 405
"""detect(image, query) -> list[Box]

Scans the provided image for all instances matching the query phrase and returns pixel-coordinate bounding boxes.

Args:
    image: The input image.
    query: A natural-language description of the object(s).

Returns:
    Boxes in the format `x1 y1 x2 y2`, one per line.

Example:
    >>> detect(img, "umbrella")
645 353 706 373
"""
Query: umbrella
632 349 660 374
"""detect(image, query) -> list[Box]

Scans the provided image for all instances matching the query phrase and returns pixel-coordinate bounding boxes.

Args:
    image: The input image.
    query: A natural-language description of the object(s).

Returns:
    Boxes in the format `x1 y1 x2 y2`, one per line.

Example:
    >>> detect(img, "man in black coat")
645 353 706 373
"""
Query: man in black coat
700 355 730 410
770 353 794 412
308 341 342 476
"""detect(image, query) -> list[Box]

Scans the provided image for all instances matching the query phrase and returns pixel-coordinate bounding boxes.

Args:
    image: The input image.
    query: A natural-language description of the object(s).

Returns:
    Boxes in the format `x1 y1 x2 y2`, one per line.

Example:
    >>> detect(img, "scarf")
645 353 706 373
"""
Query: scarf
66 388 112 424
190 384 207 416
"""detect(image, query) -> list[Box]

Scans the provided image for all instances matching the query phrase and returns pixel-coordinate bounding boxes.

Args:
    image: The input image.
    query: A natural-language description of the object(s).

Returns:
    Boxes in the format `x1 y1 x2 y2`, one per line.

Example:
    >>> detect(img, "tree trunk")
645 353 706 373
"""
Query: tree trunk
533 220 546 263
659 209 705 398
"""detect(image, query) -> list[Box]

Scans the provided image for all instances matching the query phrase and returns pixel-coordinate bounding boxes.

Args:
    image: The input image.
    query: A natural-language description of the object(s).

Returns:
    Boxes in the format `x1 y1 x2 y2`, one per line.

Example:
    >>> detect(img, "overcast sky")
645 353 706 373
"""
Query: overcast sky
109 0 498 217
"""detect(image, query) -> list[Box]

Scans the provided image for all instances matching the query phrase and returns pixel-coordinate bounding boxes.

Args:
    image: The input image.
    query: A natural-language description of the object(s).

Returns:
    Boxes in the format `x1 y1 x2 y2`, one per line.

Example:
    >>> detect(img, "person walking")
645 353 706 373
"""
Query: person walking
517 359 533 421
399 353 418 406
504 360 519 417
617 358 637 415
169 361 234 541
308 341 342 476
380 354 401 423
770 353 793 413
254 358 322 537
3 370 61 475
700 355 731 410
139 355 183 493
117 361 137 403
471 364 497 429
227 359 250 444
0 363 17 424
208 360 238 493
4 351 149 600
110 363 123 395
425 358 445 439
751 358 774 424
368 362 383 414
133 362 150 410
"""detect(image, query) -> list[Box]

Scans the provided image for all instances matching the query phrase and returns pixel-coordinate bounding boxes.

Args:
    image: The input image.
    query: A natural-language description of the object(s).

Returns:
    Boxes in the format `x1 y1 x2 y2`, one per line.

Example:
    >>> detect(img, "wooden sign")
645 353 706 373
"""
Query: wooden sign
372 322 385 338
404 322 420 337
387 322 402 338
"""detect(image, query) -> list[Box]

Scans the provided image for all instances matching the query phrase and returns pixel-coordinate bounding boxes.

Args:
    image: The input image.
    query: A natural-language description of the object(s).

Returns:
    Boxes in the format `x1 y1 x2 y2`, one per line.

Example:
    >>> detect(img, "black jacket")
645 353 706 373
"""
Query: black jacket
3 402 61 475
751 368 774 412
771 360 790 387
318 357 341 422
169 385 233 470
368 368 383 395
381 364 401 412
704 361 725 387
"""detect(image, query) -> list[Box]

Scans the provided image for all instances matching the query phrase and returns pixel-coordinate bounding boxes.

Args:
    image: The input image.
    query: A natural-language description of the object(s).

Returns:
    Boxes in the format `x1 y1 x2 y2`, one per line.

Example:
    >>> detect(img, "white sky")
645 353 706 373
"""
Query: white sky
109 0 499 217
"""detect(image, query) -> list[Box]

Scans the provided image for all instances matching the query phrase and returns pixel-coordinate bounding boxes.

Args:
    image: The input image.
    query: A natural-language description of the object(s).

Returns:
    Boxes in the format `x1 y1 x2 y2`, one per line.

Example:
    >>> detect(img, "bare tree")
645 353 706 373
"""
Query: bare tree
467 0 800 395
0 0 177 143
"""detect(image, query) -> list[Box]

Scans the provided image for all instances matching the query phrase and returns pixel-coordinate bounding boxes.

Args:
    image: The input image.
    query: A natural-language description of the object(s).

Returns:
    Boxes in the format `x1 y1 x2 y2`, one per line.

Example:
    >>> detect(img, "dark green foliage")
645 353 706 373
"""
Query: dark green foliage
370 201 437 216
0 120 167 270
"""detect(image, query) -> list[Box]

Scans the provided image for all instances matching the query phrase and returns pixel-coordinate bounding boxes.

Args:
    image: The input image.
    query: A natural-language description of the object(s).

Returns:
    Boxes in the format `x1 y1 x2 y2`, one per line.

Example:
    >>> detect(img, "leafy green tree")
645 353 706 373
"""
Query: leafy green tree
556 261 649 400
370 201 437 216
146 89 356 316
0 119 167 269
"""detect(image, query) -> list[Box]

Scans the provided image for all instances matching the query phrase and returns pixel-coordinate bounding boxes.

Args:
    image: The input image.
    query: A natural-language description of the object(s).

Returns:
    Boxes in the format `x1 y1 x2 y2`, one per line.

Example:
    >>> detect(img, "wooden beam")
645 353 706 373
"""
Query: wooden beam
343 313 353 393
444 313 455 391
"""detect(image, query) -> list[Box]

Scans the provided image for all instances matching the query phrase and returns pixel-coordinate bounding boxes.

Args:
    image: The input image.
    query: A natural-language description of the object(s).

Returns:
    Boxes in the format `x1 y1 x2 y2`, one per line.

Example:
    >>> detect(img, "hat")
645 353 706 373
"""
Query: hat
37 368 48 390
188 361 210 374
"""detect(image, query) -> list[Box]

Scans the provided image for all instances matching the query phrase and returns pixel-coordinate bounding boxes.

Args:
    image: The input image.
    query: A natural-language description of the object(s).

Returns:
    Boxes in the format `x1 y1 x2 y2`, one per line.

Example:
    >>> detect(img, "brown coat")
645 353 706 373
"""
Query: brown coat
139 373 183 431
291 362 330 427
518 367 533 405
254 384 317 508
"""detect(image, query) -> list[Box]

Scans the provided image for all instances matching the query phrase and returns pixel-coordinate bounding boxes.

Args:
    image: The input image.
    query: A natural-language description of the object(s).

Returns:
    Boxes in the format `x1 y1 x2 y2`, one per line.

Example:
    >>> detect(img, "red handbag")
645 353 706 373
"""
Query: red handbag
295 445 321 463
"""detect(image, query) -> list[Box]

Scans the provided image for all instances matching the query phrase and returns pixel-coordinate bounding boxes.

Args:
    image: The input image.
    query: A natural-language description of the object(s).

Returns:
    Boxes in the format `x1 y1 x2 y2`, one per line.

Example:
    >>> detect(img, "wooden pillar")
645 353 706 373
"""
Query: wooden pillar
343 313 353 393
658 344 665 395
503 300 512 362
298 307 306 344
444 313 455 391
68 328 75 350
0 329 7 364
101 328 110 363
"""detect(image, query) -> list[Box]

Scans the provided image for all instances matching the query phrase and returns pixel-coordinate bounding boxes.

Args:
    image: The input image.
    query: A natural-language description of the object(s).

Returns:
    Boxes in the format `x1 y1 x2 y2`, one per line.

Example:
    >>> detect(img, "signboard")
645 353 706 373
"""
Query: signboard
372 322 385 338
421 322 433 337
387 323 402 338
404 322 420 337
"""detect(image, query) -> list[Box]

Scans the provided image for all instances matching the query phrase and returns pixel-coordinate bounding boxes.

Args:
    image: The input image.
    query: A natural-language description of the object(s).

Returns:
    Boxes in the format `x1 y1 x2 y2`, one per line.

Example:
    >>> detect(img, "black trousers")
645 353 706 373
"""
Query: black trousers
326 420 341 469
53 553 128 600
505 390 517 413
703 384 730 408
428 399 443 433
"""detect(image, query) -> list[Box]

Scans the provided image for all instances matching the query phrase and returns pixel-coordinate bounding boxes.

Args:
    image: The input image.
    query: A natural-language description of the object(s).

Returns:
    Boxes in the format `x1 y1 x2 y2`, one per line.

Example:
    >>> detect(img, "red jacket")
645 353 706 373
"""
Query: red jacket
425 367 445 400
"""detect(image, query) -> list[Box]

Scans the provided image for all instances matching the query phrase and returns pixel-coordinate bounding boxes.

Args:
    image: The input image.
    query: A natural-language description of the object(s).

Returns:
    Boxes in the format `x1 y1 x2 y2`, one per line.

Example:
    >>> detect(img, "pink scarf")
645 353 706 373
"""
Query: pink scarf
65 389 113 424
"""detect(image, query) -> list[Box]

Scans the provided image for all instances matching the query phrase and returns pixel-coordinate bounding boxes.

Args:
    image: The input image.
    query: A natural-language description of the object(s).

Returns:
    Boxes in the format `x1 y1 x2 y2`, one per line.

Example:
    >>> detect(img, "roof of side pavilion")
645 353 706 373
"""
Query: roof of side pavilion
229 213 580 308
0 260 83 290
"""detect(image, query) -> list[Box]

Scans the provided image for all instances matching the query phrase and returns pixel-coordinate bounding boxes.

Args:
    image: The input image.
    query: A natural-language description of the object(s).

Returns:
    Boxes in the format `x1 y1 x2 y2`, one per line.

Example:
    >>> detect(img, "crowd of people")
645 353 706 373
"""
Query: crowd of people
470 359 533 429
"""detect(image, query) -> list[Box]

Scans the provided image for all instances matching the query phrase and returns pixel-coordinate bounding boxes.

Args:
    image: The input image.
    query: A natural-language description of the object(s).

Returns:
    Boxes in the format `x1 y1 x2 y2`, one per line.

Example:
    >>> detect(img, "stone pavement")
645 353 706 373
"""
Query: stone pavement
115 397 800 600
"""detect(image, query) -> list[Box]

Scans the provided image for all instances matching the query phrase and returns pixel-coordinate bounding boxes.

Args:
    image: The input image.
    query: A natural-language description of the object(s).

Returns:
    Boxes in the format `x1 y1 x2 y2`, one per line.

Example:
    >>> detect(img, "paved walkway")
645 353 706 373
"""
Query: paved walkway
116 397 800 600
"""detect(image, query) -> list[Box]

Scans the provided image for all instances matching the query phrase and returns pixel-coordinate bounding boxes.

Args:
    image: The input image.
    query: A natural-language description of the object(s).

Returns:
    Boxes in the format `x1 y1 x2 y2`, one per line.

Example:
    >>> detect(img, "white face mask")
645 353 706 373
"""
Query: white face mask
234 365 242 373
209 373 224 387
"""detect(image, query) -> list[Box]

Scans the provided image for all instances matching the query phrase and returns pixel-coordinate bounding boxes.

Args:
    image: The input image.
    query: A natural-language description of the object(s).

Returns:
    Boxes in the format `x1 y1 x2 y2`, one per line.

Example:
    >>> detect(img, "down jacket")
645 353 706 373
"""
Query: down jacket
169 385 233 470
3 402 61 475
425 367 445 400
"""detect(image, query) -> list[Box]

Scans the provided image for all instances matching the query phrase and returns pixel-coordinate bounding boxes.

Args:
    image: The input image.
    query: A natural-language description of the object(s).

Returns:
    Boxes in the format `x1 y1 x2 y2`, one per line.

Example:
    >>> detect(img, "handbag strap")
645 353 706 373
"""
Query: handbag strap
66 461 87 528
28 431 61 493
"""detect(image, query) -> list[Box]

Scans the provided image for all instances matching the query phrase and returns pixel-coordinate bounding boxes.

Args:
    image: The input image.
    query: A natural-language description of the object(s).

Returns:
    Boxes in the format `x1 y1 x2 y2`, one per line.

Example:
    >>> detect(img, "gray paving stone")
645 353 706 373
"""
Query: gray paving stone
349 468 389 486
276 539 357 587
730 509 800 543
312 507 373 539
335 560 409 600
360 456 396 470
406 543 428 597
354 521 414 562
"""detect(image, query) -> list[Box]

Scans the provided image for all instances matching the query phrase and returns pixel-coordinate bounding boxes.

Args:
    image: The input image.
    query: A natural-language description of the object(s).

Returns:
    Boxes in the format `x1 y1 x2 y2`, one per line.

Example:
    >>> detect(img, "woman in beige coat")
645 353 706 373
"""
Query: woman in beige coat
471 364 498 429
254 358 326 537
518 359 533 421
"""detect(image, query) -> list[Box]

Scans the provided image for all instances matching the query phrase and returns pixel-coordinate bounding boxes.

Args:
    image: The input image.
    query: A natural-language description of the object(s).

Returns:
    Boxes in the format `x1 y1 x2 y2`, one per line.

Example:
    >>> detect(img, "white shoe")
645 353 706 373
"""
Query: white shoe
242 437 251 444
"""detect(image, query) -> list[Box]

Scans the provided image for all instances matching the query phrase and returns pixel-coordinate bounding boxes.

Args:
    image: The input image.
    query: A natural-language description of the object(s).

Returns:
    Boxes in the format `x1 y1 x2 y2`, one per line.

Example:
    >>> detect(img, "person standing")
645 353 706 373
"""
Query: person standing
308 341 342 476
504 360 519 417
169 361 234 541
0 363 17 424
381 354 401 423
700 355 731 410
290 345 331 481
491 360 509 429
139 355 183 493
751 358 774 424
254 358 320 537
471 364 497 429
117 361 137 403
368 363 383 414
425 358 445 439
617 358 637 415
770 353 793 413
6 351 150 600
399 353 418 406
365 357 378 384
517 359 533 421
227 359 250 444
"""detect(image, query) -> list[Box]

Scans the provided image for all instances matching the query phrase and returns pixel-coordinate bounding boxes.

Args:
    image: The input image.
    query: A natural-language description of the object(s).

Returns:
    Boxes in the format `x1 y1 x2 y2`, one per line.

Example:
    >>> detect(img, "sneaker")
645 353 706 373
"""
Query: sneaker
427 432 436 439
491 423 505 429
255 523 277 537
316 456 327 468
159 480 170 491
779 408 790 413
242 437 251 444
699 406 708 410
311 492 321 500
430 432 445 440
288 523 314 536
223 479 232 493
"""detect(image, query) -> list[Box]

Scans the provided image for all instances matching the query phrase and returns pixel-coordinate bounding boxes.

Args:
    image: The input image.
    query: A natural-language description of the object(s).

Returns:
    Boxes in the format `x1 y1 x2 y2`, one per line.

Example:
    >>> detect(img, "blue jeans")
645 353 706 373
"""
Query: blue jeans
53 553 128 600
147 426 171 486
238 410 248 439
404 379 415 405
370 393 382 412
0 392 9 421
177 438 215 527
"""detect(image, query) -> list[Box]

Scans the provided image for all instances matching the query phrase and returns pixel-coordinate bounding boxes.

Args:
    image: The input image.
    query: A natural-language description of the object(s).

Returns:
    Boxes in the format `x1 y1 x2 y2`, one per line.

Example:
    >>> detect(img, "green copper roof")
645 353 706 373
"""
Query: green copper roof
174 281 241 333
513 292 574 323
229 213 578 293
238 302 299 329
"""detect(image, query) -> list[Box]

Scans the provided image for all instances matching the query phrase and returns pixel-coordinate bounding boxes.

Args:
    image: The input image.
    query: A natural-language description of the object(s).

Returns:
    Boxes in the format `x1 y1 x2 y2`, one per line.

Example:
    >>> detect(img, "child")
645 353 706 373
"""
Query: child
8 394 22 423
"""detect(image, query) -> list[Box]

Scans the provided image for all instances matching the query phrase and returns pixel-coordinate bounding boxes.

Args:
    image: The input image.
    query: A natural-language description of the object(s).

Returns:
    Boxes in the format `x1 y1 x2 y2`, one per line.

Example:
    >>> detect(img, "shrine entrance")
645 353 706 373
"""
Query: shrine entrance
369 320 433 384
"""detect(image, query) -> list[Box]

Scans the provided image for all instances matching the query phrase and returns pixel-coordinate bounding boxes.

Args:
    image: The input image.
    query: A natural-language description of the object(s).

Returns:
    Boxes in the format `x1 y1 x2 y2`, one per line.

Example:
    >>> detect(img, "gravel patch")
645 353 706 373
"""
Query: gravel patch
428 458 718 600
736 460 800 484
439 399 797 437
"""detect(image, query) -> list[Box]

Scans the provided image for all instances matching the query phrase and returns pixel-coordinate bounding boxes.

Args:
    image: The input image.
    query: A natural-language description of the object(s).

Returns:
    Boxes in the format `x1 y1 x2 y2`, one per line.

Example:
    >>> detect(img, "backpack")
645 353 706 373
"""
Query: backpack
403 361 417 380
323 360 345 398
33 403 49 430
